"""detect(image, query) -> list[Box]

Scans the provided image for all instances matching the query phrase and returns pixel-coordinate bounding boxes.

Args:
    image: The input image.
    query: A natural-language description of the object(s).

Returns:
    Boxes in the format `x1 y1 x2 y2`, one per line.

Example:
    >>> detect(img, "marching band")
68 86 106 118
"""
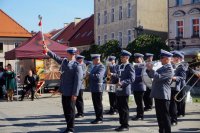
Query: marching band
43 45 200 133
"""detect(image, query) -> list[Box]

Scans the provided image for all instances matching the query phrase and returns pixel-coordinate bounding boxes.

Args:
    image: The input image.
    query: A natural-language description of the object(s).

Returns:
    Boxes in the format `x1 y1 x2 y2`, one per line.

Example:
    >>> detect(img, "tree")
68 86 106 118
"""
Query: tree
80 40 122 62
126 34 170 62
99 40 121 61
80 44 101 61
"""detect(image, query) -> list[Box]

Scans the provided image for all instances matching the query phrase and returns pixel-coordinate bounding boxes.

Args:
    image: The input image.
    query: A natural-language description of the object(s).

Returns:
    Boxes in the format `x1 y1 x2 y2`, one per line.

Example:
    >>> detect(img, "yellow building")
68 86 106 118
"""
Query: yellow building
94 0 168 47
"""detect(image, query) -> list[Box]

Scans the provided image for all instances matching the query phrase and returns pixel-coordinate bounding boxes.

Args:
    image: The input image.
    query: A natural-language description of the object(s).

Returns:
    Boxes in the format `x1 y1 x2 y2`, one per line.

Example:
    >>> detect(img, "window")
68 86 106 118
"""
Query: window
118 32 123 46
128 30 132 43
104 11 107 24
176 0 183 6
119 6 123 20
127 3 131 18
111 0 115 7
111 32 115 40
192 18 200 37
97 13 101 25
176 20 184 38
192 0 200 3
0 42 3 53
0 62 3 68
104 34 107 44
111 8 115 22
98 36 101 45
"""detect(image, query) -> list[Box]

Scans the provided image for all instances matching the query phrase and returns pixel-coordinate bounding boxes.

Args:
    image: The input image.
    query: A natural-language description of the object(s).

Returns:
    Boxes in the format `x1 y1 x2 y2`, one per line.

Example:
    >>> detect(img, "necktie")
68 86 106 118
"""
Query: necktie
120 64 124 69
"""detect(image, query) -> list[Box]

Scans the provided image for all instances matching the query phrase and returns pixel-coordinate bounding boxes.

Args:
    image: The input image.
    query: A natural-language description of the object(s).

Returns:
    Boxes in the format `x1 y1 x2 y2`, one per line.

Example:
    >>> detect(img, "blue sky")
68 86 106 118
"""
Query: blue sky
0 0 94 33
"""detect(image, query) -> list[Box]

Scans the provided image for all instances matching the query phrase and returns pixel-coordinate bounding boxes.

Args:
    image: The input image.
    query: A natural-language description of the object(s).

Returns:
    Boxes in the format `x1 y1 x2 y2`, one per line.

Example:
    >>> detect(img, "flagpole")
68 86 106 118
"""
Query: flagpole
38 15 47 55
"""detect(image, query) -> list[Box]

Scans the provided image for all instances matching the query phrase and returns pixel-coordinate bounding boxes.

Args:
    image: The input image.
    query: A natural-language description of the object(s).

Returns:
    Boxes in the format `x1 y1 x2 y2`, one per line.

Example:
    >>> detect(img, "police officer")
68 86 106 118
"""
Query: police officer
106 56 118 115
146 49 174 133
88 54 105 124
44 46 83 133
114 50 135 132
75 55 87 118
143 53 154 111
132 53 146 120
170 51 187 126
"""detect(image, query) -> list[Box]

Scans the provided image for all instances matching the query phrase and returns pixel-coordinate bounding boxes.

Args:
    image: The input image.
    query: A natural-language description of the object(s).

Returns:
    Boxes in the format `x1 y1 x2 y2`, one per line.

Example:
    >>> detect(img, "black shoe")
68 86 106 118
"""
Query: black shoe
171 122 177 126
90 119 103 124
105 110 112 114
110 111 117 115
115 126 129 132
62 128 74 133
75 114 84 118
144 108 152 111
131 116 144 121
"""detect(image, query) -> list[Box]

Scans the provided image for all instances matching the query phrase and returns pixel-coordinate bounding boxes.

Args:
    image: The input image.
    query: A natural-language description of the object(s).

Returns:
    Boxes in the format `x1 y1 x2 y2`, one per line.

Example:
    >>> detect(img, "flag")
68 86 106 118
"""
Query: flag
38 20 42 27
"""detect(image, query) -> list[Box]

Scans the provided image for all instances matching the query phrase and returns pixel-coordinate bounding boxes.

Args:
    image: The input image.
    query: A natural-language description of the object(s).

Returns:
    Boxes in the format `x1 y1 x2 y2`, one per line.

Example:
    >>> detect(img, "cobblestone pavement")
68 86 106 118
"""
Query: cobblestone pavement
0 93 200 133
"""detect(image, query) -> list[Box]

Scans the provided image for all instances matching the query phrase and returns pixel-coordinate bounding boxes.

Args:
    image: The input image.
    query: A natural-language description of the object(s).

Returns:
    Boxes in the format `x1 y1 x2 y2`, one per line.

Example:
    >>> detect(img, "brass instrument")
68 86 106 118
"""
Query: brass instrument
84 64 91 89
174 68 200 102
106 65 111 84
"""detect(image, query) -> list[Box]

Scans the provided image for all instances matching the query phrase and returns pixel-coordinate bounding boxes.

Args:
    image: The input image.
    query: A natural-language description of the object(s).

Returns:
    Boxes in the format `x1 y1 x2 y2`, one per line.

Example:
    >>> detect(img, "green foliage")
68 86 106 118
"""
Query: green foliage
80 40 121 62
80 44 101 61
99 40 121 61
126 34 170 62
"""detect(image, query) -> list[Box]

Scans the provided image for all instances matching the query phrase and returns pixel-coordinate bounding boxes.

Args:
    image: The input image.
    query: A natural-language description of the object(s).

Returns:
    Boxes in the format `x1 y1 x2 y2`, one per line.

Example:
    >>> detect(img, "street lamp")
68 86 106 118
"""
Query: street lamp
169 37 186 50
134 25 143 37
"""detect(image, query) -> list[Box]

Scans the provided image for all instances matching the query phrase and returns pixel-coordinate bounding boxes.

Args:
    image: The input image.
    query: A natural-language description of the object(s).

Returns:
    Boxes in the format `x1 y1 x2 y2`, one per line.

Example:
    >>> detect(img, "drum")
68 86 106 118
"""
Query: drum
142 61 162 89
105 84 117 92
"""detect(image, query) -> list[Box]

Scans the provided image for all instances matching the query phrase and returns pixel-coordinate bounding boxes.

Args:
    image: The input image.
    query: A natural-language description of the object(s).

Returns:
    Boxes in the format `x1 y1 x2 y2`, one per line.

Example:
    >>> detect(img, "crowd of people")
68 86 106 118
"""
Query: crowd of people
43 44 200 133
0 64 39 102
1 45 199 133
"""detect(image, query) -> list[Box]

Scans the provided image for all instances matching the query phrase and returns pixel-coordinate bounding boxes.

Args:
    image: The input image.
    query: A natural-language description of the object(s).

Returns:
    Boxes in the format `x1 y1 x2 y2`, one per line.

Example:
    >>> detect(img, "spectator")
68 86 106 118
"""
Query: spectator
20 69 37 101
0 66 5 99
4 64 16 102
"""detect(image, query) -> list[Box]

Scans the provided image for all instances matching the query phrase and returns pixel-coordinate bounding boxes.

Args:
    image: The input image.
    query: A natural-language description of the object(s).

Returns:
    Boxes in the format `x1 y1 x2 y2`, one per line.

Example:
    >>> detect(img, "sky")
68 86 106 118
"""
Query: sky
0 0 94 33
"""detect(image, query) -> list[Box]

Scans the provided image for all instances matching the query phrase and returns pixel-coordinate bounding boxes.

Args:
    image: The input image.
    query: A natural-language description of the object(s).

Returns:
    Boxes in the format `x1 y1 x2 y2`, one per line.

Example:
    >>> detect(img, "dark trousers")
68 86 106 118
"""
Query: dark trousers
92 92 103 121
177 90 186 116
117 96 129 128
169 90 178 123
143 87 153 109
0 85 3 98
21 86 35 100
76 89 84 115
62 95 75 132
134 91 145 117
108 92 118 112
155 99 171 133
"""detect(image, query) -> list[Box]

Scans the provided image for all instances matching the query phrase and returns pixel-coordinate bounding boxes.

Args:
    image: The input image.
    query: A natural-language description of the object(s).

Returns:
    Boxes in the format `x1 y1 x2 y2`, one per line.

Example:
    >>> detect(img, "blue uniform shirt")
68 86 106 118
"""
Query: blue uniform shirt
89 63 106 93
171 63 187 91
147 63 174 100
115 63 135 96
131 64 146 92
47 50 83 96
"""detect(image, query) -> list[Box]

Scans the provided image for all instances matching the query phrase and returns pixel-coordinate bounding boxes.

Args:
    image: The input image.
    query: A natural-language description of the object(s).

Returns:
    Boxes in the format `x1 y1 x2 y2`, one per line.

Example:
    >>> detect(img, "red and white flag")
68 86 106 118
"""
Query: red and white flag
38 20 42 27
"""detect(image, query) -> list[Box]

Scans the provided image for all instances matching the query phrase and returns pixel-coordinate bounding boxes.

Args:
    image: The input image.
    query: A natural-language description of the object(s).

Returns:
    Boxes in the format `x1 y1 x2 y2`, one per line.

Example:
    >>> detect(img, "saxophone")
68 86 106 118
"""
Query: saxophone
106 65 111 84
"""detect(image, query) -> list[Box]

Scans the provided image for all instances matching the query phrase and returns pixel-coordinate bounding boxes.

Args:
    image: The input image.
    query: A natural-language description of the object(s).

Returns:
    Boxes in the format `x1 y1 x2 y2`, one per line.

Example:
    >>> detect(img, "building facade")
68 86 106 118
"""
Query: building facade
51 15 94 52
0 10 32 68
168 0 200 59
94 0 168 48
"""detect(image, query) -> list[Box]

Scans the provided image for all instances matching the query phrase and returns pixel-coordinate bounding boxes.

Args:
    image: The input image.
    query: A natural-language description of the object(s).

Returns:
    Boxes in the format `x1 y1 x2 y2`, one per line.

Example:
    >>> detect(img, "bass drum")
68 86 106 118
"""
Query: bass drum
142 61 162 89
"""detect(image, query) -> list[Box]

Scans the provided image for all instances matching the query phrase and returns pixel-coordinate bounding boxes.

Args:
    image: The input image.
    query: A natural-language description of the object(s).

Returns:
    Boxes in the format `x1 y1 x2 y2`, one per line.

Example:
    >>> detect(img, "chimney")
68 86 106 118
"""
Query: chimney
64 23 69 27
74 18 81 26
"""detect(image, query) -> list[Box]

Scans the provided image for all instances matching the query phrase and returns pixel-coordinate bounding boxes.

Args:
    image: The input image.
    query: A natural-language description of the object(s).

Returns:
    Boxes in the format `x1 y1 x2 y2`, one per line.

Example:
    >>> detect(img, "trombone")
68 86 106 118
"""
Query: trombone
174 67 200 102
